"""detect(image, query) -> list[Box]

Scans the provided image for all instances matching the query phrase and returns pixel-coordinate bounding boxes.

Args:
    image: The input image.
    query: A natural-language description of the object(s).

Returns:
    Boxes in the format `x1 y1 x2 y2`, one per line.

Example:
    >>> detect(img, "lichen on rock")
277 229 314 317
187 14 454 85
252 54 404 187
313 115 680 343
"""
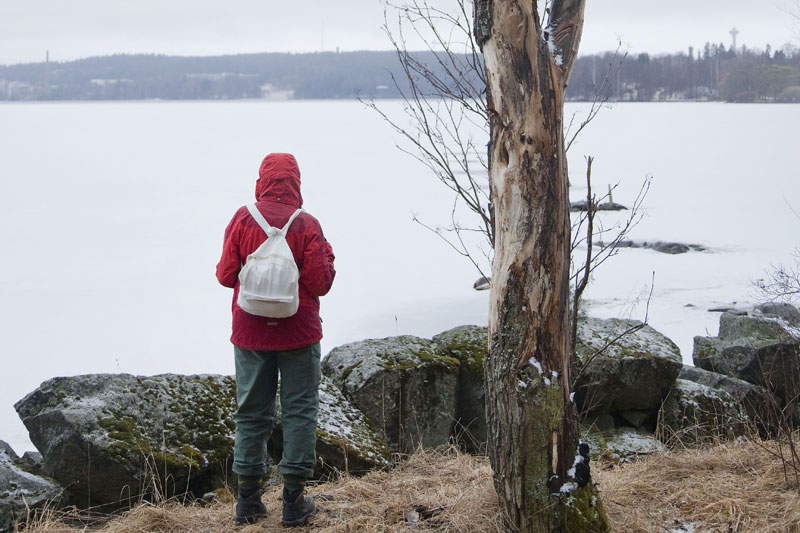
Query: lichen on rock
322 336 459 453
0 440 63 533
14 373 237 509
580 425 667 464
574 317 682 425
661 378 751 444
433 325 489 453
693 313 800 404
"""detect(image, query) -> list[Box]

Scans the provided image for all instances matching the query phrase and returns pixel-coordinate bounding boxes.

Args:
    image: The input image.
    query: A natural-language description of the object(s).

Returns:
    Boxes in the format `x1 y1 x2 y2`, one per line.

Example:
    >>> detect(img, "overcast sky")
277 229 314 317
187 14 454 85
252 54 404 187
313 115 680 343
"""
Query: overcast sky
0 0 796 65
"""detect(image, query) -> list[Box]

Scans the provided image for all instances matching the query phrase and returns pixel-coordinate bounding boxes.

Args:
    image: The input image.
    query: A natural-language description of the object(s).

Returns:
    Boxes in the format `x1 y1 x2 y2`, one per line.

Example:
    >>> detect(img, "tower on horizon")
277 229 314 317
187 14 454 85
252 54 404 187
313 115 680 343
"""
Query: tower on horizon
43 50 51 93
730 27 739 52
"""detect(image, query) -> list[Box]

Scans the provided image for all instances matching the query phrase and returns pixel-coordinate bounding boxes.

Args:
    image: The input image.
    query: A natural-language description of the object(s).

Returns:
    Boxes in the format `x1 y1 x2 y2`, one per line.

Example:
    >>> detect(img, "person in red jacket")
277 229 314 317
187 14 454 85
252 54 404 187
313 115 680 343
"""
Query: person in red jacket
216 153 335 527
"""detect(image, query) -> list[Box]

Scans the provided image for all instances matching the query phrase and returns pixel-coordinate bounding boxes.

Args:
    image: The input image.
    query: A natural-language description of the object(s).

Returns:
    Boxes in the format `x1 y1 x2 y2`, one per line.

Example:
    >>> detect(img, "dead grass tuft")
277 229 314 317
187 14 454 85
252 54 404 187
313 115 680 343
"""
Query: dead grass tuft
20 438 800 532
596 437 800 532
21 447 501 532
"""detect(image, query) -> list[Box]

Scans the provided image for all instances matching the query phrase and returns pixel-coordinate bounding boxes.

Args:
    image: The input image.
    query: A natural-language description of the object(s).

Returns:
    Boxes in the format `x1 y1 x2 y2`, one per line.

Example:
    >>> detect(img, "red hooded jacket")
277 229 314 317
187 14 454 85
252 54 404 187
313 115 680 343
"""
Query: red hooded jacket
216 153 336 351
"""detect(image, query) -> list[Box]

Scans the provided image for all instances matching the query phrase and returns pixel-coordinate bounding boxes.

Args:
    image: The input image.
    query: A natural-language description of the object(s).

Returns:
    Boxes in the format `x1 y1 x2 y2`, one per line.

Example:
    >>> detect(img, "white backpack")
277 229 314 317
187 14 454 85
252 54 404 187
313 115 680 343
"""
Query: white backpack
237 205 303 318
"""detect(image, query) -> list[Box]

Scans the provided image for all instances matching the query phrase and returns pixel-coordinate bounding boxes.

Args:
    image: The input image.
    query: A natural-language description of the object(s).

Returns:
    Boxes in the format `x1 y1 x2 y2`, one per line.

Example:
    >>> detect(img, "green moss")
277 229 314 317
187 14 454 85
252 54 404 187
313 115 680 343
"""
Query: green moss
341 362 362 381
180 444 202 458
447 341 486 375
317 428 390 466
212 487 234 503
559 484 611 532
579 426 613 464
97 376 237 483
378 360 415 371
316 429 363 458
417 351 460 371
433 327 488 375
99 415 136 433
694 342 715 362
376 348 460 373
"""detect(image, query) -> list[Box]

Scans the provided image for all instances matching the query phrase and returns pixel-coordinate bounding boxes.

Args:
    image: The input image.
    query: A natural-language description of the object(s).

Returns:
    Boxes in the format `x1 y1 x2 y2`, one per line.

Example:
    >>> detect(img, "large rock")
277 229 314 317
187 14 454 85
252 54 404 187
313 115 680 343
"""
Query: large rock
15 374 238 509
16 373 392 510
678 365 777 434
270 376 389 475
574 317 683 427
0 440 63 533
693 313 800 403
660 379 750 444
754 302 800 327
322 336 459 453
433 325 488 454
580 426 666 463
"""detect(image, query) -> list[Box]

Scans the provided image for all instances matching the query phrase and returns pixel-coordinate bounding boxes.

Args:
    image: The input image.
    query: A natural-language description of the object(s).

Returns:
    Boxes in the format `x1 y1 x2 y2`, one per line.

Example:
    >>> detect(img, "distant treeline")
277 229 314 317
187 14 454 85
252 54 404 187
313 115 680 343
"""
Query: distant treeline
568 43 800 103
2 44 799 103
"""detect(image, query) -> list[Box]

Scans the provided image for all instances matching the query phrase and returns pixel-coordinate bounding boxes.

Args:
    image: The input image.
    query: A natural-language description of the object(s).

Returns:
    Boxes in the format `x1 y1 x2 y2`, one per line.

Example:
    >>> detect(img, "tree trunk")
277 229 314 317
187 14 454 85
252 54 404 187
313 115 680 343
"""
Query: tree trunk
476 1 610 530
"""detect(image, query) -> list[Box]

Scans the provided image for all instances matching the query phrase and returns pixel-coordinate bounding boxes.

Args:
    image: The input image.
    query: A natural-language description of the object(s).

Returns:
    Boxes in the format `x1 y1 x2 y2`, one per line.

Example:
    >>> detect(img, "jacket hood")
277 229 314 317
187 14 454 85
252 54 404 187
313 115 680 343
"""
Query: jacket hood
255 153 303 207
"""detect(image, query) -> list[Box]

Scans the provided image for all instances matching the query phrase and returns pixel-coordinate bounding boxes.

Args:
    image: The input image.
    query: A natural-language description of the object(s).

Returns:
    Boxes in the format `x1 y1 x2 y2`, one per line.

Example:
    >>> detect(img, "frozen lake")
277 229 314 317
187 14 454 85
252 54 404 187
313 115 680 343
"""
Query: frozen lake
1 100 798 454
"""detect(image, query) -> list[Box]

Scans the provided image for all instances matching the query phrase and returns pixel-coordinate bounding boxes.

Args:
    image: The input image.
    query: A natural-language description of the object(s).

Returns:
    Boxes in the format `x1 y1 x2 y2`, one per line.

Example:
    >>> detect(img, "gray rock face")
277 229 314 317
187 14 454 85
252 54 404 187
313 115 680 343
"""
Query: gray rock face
0 440 62 533
15 373 392 510
678 365 777 432
271 376 389 475
660 379 750 444
322 336 459 453
755 302 800 327
19 452 43 475
592 240 706 254
580 427 666 463
693 313 800 403
15 373 238 509
575 317 683 425
433 325 488 453
652 242 690 254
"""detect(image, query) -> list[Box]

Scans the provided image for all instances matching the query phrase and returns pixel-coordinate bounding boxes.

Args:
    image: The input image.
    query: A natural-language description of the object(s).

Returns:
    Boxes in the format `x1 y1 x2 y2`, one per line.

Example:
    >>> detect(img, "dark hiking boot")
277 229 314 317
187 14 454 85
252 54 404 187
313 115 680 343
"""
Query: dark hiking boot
235 487 267 526
281 487 317 527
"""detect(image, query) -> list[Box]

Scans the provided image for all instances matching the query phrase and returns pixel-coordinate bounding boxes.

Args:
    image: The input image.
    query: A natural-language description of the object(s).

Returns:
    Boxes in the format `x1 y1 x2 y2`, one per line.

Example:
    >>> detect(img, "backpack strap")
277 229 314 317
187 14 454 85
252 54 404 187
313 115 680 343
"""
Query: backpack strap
245 204 276 236
281 208 304 234
246 205 304 237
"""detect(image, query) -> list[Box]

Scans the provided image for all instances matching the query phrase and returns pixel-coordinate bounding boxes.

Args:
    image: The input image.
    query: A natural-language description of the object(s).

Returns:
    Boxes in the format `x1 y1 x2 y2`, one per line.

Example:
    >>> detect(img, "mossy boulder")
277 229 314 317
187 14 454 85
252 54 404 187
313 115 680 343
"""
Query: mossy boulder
579 426 666 464
660 378 751 444
0 440 63 533
755 302 800 327
693 313 800 403
432 325 488 453
574 317 682 426
322 336 459 453
678 365 777 435
14 374 237 509
270 376 389 475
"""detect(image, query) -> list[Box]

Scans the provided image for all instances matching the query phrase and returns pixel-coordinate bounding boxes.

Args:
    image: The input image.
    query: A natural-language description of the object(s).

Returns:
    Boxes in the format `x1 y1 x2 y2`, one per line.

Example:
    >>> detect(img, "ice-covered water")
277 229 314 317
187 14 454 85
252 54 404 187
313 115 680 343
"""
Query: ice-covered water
0 100 798 454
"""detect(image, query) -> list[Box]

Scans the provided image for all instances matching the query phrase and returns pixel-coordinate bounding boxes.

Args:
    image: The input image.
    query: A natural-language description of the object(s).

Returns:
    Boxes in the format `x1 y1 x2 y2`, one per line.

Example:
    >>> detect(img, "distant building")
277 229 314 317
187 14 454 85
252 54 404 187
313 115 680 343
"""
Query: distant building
260 83 294 101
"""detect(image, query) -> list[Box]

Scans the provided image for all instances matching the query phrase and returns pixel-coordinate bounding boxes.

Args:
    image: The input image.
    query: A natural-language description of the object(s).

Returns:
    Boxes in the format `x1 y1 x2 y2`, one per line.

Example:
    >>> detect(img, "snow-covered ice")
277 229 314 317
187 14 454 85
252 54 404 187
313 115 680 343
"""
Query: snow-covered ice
0 100 797 455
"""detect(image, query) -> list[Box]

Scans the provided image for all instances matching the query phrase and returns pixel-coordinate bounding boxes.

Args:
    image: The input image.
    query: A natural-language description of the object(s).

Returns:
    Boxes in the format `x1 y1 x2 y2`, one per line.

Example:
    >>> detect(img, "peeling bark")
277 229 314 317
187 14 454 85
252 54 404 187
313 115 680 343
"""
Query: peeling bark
477 0 609 531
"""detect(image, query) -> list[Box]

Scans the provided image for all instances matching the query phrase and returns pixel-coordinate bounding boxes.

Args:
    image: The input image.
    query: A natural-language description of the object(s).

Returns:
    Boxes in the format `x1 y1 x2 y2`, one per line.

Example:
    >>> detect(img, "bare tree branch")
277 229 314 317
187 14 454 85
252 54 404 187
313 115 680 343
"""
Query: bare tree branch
565 42 627 152
754 248 800 304
570 156 594 358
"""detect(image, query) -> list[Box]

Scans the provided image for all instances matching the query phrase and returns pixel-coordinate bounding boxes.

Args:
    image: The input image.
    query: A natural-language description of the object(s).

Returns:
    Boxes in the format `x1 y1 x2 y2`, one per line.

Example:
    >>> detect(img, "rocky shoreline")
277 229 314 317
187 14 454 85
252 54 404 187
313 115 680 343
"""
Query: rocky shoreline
2 303 799 532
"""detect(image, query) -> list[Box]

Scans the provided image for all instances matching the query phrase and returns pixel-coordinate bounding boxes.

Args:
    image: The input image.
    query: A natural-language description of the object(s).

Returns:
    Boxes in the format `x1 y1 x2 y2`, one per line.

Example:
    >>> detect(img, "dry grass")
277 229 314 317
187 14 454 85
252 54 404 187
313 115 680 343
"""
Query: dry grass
20 439 800 532
21 448 501 533
596 438 800 532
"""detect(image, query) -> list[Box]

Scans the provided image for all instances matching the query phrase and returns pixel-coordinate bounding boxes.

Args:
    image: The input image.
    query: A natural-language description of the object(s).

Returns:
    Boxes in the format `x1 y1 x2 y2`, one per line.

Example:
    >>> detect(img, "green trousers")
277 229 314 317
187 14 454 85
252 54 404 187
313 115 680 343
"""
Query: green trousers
232 343 321 480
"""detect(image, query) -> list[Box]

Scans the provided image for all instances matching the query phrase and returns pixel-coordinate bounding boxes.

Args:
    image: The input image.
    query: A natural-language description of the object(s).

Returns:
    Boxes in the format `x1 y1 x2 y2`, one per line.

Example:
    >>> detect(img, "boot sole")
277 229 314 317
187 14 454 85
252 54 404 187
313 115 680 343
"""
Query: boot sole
281 508 317 527
235 512 267 526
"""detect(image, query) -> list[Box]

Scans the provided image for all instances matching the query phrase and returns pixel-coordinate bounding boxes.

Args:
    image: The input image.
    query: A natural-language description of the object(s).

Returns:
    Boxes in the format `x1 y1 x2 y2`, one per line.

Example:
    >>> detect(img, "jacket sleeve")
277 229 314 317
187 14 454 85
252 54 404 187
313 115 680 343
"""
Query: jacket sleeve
216 212 241 288
301 221 336 297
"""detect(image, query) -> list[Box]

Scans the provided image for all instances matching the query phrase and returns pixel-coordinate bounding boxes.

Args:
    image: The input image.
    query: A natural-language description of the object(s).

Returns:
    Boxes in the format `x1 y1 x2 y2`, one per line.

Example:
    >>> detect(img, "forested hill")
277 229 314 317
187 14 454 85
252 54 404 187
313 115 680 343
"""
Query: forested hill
0 51 421 101
2 45 799 102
